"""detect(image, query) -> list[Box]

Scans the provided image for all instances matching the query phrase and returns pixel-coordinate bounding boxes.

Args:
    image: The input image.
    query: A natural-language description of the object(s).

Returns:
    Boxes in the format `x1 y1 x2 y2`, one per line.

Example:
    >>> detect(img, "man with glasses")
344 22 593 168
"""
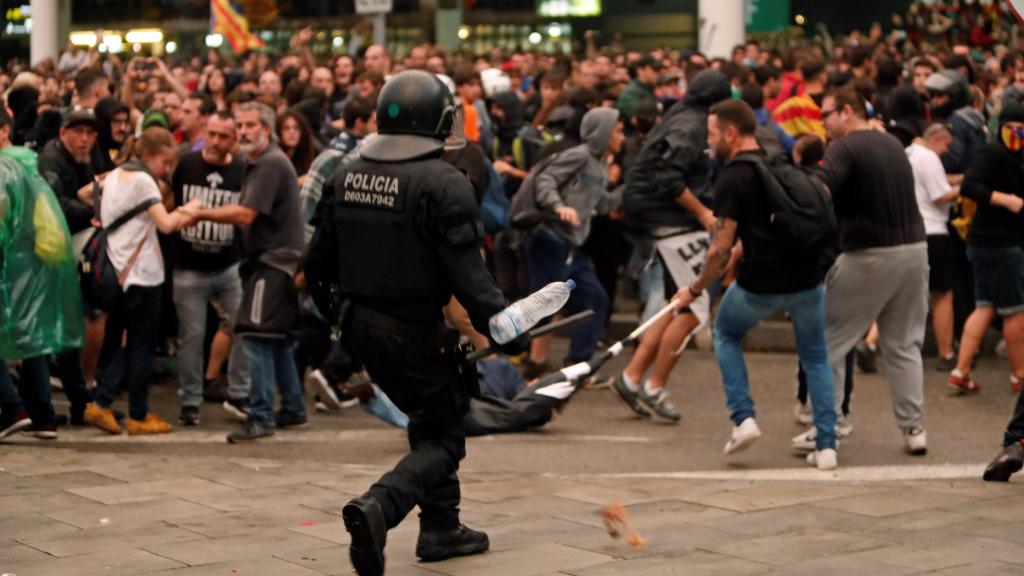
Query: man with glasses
817 87 930 458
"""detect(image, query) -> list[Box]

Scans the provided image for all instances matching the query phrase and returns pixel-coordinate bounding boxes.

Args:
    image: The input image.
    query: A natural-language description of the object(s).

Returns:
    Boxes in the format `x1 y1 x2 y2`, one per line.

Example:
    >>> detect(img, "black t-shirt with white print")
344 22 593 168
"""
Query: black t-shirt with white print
172 151 245 272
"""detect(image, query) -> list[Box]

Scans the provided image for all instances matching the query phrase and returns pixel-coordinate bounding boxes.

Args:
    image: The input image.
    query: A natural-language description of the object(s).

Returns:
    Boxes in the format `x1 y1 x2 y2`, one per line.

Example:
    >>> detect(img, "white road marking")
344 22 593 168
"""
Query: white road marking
550 462 988 483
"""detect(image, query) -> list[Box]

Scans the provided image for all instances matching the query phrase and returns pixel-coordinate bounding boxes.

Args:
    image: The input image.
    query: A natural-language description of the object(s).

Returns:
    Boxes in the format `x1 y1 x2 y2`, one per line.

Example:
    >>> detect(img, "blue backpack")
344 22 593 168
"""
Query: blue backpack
480 158 510 235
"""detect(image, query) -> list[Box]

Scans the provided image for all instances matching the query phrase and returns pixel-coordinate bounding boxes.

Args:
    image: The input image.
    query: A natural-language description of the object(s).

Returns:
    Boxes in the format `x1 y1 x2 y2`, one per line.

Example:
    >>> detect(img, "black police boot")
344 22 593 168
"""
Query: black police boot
983 441 1024 482
342 494 387 576
416 524 489 562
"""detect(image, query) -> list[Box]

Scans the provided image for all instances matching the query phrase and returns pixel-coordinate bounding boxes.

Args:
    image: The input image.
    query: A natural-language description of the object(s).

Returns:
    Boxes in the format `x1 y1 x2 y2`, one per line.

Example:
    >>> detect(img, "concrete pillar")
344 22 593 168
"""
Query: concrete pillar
30 0 61 66
372 13 386 46
435 1 462 52
698 0 745 59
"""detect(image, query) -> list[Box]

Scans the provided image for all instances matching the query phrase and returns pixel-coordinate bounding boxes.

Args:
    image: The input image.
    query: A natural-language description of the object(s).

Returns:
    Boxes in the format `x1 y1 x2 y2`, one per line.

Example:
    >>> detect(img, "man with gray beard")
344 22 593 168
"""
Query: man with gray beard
182 102 306 443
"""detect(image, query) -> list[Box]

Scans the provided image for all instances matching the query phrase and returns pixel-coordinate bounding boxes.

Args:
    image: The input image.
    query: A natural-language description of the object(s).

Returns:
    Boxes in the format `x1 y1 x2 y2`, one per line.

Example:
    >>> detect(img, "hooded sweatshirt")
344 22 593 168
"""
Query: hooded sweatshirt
531 107 619 247
622 70 731 235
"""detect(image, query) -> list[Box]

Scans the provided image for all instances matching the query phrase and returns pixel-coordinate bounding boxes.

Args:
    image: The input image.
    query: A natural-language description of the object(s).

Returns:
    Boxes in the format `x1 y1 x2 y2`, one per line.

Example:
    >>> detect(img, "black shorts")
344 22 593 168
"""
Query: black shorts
927 234 954 293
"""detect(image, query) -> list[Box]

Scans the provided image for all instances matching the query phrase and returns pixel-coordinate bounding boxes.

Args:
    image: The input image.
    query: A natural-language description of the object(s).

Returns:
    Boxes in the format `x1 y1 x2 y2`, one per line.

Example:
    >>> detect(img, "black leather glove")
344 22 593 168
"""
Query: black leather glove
497 332 532 357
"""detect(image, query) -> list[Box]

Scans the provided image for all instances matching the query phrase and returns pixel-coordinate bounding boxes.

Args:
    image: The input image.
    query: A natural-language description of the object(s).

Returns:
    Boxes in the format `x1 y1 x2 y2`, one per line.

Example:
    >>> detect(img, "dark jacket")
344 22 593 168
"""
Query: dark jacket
961 142 1024 247
621 70 731 235
942 106 987 175
37 138 96 234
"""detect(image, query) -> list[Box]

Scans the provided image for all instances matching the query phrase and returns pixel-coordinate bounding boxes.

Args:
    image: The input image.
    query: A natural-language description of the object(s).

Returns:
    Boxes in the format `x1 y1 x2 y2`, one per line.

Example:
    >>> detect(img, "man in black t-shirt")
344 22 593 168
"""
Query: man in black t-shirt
820 88 929 457
672 100 839 470
171 111 249 426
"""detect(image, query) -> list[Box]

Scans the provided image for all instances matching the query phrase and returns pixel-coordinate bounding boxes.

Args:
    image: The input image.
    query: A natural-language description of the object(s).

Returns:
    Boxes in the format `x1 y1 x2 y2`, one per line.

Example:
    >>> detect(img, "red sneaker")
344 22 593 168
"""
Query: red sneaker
1012 376 1022 394
947 372 981 395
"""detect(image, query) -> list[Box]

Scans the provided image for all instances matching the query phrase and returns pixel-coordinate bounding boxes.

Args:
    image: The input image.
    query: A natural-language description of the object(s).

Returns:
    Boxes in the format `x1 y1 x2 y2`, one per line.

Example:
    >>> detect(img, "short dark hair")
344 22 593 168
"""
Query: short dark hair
800 60 827 82
452 64 481 87
740 82 763 109
211 110 235 124
75 69 108 96
344 95 376 128
850 45 875 69
187 93 217 116
709 99 757 136
831 87 868 119
753 64 780 87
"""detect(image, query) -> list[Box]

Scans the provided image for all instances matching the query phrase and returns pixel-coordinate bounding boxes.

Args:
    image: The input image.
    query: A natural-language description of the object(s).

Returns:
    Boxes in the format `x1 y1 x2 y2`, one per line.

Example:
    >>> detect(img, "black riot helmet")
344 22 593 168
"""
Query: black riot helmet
361 69 466 162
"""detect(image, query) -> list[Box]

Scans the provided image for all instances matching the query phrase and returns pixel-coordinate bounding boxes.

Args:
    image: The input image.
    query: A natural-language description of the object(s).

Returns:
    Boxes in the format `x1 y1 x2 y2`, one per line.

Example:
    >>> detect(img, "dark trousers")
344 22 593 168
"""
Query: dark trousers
798 351 855 417
19 350 92 426
1004 390 1024 447
295 314 332 387
93 285 162 421
347 312 467 532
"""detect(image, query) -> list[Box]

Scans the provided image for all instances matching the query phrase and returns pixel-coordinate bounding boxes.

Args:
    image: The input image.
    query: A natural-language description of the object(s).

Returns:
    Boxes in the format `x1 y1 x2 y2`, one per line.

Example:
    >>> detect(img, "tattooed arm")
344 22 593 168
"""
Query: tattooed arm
672 217 738 307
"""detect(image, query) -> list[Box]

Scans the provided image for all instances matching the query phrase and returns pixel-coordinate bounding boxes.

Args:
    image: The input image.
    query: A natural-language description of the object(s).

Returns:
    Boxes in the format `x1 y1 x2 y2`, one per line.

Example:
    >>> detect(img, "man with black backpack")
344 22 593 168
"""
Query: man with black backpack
672 100 839 470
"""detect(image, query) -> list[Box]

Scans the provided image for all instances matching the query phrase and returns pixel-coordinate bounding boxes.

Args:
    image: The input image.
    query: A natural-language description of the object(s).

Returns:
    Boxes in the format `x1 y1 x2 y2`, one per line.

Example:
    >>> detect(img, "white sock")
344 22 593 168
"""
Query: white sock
643 381 660 396
951 368 965 378
622 373 640 392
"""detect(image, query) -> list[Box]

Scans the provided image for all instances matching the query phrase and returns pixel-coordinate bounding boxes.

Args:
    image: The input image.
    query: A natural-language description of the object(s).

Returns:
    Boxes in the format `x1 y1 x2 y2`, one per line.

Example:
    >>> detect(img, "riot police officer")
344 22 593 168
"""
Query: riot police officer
310 70 524 575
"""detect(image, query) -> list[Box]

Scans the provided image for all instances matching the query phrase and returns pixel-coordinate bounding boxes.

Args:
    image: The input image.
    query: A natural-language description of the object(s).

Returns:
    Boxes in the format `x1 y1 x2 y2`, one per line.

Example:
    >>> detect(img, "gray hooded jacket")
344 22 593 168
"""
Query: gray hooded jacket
530 107 619 247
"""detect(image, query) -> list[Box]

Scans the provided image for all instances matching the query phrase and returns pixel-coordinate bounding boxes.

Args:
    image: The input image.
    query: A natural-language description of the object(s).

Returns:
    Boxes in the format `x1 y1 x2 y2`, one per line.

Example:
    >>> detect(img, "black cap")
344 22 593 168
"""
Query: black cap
1000 100 1024 126
636 54 663 71
62 108 101 131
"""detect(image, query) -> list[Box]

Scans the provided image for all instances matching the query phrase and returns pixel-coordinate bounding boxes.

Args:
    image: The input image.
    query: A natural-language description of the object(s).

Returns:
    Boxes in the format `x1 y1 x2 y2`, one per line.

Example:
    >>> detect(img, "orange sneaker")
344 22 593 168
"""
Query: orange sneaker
83 403 122 434
126 414 173 435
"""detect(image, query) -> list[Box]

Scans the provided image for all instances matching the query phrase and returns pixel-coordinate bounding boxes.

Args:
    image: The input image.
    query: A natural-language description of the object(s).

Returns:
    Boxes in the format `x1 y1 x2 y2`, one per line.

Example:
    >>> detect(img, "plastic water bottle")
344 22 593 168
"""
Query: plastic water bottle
488 280 576 344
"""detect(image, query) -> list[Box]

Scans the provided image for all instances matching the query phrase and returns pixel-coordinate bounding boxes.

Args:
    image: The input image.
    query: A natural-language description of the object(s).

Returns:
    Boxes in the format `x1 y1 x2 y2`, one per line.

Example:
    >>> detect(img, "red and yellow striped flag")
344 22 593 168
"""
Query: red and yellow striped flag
210 0 265 53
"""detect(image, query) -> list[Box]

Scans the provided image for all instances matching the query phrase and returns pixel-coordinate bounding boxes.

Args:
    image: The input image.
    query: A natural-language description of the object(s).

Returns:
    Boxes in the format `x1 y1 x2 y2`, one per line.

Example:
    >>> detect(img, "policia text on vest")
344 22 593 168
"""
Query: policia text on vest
341 169 409 211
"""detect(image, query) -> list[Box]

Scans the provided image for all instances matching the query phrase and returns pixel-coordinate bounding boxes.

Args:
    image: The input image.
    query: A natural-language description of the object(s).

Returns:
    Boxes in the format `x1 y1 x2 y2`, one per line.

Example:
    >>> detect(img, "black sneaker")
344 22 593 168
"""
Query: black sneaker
178 406 200 427
202 379 230 403
226 419 274 443
222 398 250 422
983 441 1024 482
343 494 388 576
855 343 878 374
0 409 32 439
275 410 308 429
936 355 957 373
26 423 58 440
611 375 651 418
416 524 489 562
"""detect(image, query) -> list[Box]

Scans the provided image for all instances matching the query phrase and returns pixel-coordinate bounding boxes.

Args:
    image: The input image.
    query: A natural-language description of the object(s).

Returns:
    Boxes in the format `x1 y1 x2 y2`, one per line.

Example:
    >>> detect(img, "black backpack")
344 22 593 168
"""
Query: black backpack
78 197 158 311
731 152 837 255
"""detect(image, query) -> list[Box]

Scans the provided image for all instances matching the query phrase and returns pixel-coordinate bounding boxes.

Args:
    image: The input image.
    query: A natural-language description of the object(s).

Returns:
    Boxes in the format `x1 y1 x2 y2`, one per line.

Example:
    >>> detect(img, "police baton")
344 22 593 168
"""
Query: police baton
466 309 596 362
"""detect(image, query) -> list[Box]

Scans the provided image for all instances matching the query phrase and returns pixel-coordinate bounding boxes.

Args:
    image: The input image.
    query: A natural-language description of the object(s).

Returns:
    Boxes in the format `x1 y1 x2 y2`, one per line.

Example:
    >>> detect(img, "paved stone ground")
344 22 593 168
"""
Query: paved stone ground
2 445 1023 575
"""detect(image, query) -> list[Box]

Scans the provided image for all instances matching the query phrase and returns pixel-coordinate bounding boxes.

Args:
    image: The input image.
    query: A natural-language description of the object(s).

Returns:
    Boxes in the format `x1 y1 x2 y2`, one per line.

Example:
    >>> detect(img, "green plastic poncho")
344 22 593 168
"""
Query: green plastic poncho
0 146 84 359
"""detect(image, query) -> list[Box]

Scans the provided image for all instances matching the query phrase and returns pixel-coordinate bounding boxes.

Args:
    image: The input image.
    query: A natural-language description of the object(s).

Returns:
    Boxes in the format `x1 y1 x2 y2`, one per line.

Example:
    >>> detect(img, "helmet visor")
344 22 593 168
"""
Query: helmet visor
444 101 467 151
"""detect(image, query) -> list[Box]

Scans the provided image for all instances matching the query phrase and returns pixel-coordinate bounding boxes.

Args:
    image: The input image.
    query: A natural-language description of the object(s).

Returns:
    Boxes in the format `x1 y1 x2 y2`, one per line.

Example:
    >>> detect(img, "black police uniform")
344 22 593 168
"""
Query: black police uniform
316 70 511 575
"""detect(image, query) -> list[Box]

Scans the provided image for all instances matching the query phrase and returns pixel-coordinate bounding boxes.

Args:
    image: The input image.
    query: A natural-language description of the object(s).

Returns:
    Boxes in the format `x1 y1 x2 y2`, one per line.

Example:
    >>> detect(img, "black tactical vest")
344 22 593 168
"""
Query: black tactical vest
332 156 451 313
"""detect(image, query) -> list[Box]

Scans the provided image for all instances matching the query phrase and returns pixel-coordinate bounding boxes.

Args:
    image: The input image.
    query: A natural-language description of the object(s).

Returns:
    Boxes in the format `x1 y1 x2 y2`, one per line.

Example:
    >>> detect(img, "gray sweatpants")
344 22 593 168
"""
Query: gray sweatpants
825 242 929 431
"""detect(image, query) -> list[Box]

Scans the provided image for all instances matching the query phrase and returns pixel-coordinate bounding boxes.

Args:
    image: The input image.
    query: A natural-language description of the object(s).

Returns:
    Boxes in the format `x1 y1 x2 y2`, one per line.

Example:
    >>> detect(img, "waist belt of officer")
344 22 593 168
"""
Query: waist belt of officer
351 305 437 339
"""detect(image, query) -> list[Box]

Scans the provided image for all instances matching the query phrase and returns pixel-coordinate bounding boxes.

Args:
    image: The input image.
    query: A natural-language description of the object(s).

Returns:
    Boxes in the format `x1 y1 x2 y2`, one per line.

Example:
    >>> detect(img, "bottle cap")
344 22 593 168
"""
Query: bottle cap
566 280 576 290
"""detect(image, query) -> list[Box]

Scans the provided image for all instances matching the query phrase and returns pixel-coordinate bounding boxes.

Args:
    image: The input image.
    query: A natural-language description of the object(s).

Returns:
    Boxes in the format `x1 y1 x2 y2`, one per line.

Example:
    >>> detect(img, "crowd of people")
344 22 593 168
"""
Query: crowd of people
1 4 1024 479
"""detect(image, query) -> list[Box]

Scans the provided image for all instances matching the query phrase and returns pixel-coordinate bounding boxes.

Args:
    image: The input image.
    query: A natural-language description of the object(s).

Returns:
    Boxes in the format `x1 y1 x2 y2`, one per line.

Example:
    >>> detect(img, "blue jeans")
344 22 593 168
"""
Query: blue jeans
19 351 92 426
173 265 249 407
243 336 305 426
714 283 837 450
522 229 609 363
94 285 162 421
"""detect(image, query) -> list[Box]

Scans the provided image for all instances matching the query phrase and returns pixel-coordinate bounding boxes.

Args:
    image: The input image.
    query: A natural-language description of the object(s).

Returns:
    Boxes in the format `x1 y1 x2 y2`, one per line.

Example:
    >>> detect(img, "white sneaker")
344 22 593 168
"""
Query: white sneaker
904 427 927 455
306 369 341 410
793 402 813 425
724 417 762 455
791 423 850 452
806 448 838 470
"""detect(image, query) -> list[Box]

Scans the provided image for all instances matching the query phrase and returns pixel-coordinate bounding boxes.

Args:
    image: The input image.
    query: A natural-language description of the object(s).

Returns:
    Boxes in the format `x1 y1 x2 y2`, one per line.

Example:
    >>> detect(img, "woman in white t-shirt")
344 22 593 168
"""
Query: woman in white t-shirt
84 127 202 436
